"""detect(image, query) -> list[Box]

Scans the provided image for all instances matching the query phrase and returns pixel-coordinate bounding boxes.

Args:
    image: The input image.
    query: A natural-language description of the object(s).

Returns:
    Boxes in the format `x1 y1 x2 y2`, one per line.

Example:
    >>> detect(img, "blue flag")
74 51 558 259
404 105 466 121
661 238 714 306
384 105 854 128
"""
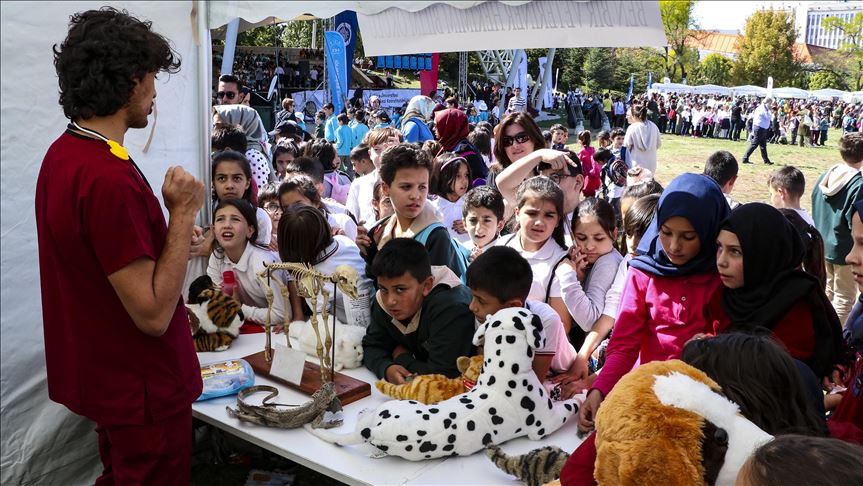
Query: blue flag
647 72 653 90
626 73 634 102
325 31 348 114
334 11 358 89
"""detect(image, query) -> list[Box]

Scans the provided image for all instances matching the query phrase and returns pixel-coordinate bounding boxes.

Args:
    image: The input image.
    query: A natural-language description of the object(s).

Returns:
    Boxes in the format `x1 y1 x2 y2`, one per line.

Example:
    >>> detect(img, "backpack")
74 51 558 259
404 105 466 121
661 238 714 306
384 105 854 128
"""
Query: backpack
606 155 628 188
413 223 471 284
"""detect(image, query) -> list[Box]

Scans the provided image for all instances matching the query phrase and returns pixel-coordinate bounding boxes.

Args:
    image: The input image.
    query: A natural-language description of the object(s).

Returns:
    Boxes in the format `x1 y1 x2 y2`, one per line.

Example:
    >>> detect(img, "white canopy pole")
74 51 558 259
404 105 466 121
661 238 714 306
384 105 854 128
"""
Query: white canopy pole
534 48 556 112
220 17 240 75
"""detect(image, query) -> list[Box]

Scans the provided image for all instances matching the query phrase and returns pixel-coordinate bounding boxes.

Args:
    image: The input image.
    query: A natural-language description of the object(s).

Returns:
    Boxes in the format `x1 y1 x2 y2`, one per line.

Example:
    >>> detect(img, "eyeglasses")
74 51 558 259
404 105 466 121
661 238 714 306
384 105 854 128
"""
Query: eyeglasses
548 172 576 184
216 91 237 100
501 132 531 148
263 203 282 214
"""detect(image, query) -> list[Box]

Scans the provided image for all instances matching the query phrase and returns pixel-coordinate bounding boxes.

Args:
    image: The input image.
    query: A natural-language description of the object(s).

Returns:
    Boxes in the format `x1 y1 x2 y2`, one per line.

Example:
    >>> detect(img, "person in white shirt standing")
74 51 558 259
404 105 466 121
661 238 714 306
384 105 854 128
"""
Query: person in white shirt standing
507 87 527 114
741 97 774 165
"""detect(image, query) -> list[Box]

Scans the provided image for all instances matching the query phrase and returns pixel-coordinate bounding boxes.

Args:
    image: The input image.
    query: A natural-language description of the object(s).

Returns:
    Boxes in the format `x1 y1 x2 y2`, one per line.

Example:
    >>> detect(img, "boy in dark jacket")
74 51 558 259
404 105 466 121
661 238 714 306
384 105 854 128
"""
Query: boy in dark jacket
812 132 863 324
362 238 475 383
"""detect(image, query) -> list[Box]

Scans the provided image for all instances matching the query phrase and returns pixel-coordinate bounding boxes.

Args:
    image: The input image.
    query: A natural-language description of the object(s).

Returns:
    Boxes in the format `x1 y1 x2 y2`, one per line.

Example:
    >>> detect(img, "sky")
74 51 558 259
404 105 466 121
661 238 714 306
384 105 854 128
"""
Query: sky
691 1 801 33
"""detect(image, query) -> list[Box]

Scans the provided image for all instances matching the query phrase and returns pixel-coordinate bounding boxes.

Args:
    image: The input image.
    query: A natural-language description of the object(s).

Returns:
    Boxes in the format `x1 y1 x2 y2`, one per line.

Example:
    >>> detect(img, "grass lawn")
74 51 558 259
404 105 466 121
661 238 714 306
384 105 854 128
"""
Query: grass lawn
540 115 844 213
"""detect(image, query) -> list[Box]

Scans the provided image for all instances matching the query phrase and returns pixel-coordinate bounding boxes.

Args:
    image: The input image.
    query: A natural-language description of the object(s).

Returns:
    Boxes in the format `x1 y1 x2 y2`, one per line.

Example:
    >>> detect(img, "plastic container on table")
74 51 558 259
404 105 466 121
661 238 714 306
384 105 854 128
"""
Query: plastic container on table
197 358 255 401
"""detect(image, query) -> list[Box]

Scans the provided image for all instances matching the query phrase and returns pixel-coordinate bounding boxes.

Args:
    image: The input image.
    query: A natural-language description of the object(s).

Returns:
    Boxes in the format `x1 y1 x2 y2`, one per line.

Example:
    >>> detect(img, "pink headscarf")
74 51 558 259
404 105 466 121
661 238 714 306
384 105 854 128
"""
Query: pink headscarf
434 108 469 151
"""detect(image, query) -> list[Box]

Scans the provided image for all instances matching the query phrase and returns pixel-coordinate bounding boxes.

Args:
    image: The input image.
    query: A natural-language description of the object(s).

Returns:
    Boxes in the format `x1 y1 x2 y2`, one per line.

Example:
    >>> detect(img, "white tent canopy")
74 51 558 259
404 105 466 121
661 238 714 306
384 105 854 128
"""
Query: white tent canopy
843 91 863 103
810 88 848 100
1 1 668 484
209 0 668 56
650 82 694 93
771 87 812 99
731 85 767 96
692 84 732 96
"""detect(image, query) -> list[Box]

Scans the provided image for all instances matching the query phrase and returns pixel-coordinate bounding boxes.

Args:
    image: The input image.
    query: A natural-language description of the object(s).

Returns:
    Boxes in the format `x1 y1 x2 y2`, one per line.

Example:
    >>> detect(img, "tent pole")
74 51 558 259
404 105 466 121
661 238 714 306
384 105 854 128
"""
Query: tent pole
221 17 240 76
535 48 556 112
198 0 214 226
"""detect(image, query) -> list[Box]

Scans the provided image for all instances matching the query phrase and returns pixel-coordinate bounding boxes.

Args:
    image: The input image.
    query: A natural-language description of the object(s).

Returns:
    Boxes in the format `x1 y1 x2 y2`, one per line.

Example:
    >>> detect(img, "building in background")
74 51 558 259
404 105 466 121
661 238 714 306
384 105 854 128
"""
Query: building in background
789 1 862 50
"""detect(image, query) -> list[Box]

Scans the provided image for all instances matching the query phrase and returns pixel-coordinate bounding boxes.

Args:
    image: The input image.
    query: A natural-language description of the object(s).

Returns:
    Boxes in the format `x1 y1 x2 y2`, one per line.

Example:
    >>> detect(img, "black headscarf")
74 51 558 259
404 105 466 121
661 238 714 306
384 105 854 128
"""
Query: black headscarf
720 203 842 377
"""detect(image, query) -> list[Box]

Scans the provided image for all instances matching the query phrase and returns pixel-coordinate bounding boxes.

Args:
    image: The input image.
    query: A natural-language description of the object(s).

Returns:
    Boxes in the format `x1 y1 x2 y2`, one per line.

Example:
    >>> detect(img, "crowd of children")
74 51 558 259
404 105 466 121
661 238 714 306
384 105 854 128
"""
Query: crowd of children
200 102 863 481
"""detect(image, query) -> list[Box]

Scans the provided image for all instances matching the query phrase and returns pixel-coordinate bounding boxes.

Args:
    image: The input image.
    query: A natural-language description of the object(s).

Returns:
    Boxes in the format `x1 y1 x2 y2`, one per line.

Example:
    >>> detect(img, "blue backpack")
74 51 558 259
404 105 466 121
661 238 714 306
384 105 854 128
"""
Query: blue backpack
413 223 471 284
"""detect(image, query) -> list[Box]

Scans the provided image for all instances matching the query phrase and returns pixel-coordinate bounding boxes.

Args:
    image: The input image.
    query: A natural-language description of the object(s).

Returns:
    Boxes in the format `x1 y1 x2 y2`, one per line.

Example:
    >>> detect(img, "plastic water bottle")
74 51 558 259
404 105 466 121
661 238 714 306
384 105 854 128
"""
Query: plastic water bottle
222 270 237 297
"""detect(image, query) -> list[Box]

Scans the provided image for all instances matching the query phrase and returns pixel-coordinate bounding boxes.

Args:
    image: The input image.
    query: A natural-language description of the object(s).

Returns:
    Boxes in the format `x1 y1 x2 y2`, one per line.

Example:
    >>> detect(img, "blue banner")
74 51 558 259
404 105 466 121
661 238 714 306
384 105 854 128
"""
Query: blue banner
325 31 348 114
647 72 653 90
626 73 634 102
334 10 358 89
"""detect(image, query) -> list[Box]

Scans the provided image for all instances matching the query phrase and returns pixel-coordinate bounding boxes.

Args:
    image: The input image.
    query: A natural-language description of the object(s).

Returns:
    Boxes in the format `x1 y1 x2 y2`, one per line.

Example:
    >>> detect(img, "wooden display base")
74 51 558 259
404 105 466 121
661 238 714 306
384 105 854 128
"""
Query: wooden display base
244 350 371 406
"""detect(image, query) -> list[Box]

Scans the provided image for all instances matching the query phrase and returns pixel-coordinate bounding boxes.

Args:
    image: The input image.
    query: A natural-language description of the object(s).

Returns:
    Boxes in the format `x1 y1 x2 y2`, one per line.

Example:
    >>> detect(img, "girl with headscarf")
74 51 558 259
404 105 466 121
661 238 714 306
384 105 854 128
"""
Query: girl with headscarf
400 95 436 143
213 104 272 188
578 173 730 434
434 108 487 181
707 203 843 379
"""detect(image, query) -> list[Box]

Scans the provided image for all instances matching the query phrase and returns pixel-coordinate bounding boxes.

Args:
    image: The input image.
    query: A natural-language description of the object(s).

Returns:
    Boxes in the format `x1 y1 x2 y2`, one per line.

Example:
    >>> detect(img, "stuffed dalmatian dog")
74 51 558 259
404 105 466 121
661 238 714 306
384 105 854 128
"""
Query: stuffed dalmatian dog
305 307 581 460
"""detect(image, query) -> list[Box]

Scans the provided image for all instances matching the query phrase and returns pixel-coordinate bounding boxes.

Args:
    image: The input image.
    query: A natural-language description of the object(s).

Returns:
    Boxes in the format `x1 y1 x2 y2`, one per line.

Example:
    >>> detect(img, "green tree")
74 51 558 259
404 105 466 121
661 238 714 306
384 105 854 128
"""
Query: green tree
556 48 588 91
658 0 702 82
732 9 800 86
822 12 863 90
808 70 850 90
583 48 614 93
694 53 734 85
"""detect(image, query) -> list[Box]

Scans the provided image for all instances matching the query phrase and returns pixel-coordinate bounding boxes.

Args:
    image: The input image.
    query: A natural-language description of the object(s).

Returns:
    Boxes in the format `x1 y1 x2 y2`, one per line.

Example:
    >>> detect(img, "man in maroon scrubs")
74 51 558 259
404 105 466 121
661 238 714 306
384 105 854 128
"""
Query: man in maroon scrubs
35 8 204 485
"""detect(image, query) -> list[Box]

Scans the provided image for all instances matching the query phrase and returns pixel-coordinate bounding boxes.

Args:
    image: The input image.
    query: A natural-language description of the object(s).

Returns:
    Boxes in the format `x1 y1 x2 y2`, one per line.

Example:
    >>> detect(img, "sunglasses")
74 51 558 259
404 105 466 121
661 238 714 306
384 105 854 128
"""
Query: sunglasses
501 132 531 148
216 91 237 100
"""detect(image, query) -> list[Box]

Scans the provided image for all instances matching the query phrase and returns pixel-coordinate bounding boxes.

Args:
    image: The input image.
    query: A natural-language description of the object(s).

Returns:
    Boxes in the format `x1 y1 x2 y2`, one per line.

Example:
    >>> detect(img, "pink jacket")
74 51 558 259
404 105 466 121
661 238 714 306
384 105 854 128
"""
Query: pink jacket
593 267 722 396
578 146 601 197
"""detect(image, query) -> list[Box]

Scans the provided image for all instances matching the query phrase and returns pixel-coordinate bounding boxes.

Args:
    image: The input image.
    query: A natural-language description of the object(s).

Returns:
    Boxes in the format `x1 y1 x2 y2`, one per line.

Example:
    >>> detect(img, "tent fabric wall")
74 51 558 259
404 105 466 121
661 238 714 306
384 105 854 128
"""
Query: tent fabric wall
0 2 208 484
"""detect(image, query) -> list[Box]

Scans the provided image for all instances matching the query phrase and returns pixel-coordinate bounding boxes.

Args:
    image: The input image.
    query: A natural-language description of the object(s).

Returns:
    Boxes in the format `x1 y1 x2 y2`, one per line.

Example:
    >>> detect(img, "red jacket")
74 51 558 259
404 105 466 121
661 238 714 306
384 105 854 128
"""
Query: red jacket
578 147 601 198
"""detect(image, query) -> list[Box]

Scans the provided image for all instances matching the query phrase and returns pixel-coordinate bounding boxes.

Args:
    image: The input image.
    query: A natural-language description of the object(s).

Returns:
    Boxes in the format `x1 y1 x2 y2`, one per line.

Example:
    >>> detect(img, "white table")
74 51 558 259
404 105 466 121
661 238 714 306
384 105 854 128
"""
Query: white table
193 334 585 486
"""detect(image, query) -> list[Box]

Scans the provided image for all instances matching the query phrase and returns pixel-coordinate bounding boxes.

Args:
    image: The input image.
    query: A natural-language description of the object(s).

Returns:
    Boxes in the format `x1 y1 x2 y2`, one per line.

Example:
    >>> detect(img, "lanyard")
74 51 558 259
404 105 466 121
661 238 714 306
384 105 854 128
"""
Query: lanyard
69 121 129 161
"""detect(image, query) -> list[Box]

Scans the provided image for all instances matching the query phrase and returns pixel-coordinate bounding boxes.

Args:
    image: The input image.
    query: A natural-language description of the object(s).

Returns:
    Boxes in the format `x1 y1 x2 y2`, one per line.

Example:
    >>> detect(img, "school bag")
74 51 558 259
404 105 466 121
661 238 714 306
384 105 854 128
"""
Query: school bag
606 155 627 188
413 222 471 284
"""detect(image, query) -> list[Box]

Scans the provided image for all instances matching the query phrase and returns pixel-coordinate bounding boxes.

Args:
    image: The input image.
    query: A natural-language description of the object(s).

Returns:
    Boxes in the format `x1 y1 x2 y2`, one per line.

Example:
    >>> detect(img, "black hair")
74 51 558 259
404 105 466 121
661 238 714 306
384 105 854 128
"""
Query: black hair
593 148 613 165
431 152 471 199
219 74 240 86
622 193 660 253
767 166 806 199
277 205 333 265
621 178 664 200
258 182 280 205
337 113 350 124
54 7 180 120
463 185 505 221
467 246 533 303
778 208 827 289
516 176 567 249
369 238 432 282
212 198 260 256
323 102 335 111
703 150 739 187
379 144 432 186
572 197 617 241
354 109 367 123
278 174 321 208
285 156 325 185
212 123 248 152
212 150 253 203
350 144 370 162
542 130 553 144
596 130 611 146
535 149 583 178
610 127 625 139
474 121 493 136
741 435 863 486
682 332 828 437
549 123 568 135
578 130 592 147
629 101 647 120
467 129 491 158
309 139 338 171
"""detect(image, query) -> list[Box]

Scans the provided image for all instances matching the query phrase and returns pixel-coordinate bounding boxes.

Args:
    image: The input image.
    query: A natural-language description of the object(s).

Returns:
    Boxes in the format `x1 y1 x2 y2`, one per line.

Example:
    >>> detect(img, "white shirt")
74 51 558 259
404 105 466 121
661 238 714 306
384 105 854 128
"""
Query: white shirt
310 235 375 328
793 207 816 226
255 207 272 246
428 195 469 243
557 249 623 332
310 69 319 81
207 244 290 325
328 211 358 241
526 300 576 374
495 233 568 302
752 103 772 129
346 168 378 228
601 255 631 319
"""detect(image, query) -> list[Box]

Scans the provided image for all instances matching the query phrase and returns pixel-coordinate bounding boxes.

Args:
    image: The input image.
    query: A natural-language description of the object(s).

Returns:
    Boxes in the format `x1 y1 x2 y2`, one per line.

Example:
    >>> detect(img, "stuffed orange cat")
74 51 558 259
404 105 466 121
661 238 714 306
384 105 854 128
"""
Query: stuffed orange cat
375 355 483 404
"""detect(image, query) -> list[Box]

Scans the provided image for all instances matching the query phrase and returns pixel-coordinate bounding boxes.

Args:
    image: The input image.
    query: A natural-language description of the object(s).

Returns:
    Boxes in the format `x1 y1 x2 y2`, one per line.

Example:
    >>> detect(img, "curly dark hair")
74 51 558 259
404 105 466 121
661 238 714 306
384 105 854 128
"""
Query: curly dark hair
53 7 180 120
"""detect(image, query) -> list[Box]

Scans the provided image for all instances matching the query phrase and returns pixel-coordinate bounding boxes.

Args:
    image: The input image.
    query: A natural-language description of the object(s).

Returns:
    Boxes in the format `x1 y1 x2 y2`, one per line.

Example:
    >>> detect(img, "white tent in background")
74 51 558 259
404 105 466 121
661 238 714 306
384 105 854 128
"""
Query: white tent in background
650 82 694 94
772 87 812 99
692 84 732 96
1 1 668 485
810 88 848 100
731 85 767 97
843 91 863 102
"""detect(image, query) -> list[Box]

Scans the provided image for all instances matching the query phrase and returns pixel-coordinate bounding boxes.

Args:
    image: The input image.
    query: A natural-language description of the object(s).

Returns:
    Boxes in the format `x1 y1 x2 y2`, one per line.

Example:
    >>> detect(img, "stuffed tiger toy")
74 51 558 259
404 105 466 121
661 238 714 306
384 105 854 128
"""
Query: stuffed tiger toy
186 275 244 352
374 355 484 404
485 443 570 486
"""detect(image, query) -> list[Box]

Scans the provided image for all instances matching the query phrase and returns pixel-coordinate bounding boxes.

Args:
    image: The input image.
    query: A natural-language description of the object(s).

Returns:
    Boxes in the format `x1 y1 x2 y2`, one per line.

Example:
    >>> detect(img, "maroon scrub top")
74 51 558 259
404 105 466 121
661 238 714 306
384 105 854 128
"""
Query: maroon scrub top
35 131 202 426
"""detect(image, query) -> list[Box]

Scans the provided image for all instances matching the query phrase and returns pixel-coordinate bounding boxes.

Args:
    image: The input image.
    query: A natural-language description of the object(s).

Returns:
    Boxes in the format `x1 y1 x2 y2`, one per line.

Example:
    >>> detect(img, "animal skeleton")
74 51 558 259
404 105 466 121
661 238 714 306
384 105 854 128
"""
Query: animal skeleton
257 263 360 383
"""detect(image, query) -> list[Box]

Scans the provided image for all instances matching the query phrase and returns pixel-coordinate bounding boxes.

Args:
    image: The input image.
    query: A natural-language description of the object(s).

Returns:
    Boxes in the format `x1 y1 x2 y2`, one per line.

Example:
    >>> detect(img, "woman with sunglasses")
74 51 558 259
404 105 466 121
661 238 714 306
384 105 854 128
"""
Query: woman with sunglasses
494 113 585 230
